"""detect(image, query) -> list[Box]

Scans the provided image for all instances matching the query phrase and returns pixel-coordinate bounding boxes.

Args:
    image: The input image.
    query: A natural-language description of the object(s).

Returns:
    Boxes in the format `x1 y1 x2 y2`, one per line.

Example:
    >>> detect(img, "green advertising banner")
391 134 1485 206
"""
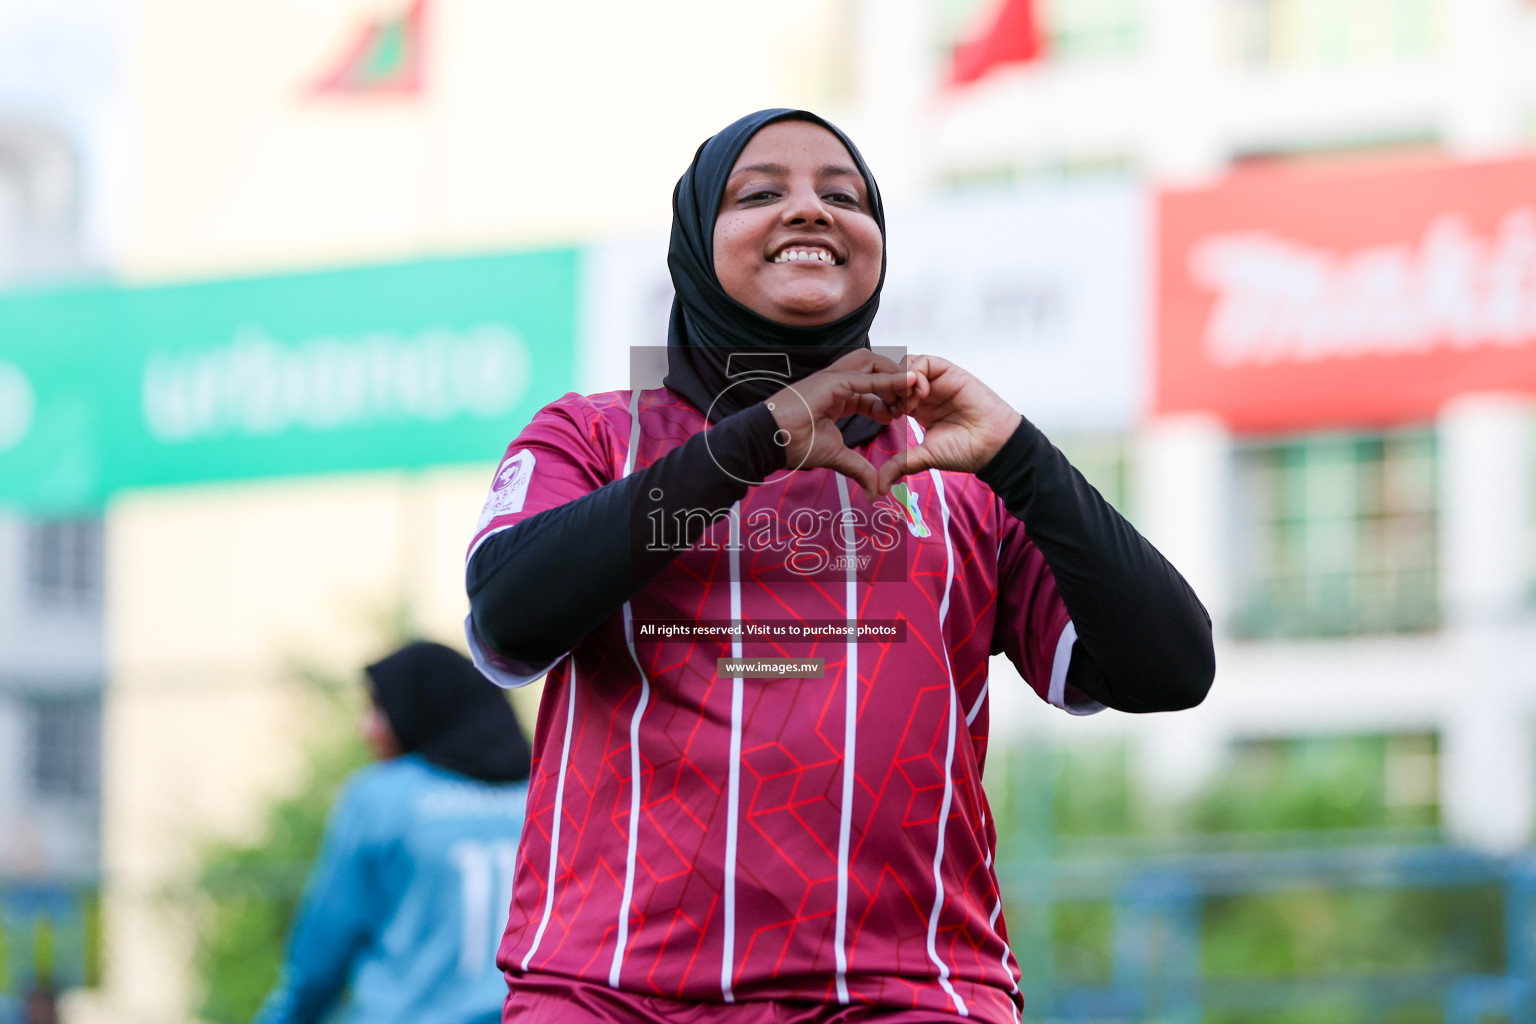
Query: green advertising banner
0 289 119 514
0 248 578 513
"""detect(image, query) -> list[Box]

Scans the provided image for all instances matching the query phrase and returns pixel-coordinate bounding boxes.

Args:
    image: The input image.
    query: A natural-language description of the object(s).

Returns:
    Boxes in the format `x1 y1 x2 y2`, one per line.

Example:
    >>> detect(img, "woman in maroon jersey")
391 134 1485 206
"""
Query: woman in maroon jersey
467 109 1213 1023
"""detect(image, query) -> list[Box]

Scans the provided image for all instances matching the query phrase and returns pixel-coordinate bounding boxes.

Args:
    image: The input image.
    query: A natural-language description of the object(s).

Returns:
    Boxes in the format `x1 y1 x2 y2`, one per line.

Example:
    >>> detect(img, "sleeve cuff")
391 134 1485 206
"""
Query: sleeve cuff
976 416 1049 517
1047 621 1106 717
465 615 566 689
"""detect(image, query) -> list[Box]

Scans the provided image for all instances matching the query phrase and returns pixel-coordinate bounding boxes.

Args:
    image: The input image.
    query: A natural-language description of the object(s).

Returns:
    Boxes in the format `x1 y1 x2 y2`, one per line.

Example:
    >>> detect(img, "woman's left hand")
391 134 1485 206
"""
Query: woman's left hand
876 354 1021 494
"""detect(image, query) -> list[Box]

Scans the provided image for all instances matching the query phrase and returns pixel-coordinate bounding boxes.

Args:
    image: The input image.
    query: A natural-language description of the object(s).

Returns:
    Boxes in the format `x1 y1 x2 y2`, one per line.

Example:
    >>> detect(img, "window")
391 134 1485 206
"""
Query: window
1233 0 1442 69
28 693 101 800
1233 431 1437 639
26 519 103 610
934 0 1143 67
0 121 80 279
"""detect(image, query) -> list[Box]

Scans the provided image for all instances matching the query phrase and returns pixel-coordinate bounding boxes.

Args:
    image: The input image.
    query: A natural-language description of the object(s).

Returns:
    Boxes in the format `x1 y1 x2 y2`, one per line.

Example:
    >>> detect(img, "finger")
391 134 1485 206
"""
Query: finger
877 443 937 494
836 370 918 405
897 370 929 415
870 393 906 424
829 349 876 373
843 349 910 377
909 353 954 378
894 357 930 408
909 392 962 430
824 447 881 502
817 384 888 423
850 391 896 424
848 373 920 423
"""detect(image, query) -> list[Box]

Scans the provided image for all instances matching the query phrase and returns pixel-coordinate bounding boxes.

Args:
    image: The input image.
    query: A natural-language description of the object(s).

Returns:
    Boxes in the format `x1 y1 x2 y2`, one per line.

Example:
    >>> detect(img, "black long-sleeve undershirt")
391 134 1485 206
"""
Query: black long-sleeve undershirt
468 404 785 665
468 403 1214 713
977 418 1214 712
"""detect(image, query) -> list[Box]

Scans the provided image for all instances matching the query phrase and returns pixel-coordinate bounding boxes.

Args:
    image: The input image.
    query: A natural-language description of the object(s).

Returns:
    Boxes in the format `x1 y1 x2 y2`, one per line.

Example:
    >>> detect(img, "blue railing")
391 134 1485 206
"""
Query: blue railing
996 843 1536 1022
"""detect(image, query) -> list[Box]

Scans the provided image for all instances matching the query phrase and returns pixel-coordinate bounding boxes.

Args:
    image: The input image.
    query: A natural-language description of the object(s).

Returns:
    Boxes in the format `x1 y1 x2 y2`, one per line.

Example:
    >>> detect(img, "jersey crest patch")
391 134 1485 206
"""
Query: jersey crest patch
478 449 535 529
887 481 930 538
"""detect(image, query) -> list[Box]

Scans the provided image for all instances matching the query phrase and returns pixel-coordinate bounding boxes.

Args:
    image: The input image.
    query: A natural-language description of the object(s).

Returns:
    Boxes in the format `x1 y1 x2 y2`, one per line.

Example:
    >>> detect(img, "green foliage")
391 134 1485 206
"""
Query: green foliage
1051 900 1114 985
1054 742 1138 838
1202 885 1503 979
1192 735 1437 834
191 672 370 1024
992 732 1440 848
82 890 102 986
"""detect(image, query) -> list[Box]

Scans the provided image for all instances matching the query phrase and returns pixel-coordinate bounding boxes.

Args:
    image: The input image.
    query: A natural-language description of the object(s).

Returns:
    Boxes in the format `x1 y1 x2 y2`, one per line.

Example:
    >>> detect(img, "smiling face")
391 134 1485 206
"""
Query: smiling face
712 119 883 327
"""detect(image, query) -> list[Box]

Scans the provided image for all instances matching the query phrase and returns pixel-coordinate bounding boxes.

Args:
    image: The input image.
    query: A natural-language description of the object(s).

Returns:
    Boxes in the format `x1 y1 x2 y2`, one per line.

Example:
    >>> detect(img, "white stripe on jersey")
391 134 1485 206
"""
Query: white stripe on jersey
1047 620 1078 710
989 895 1021 995
521 661 578 971
611 389 653 989
721 503 745 1003
965 678 990 726
622 388 643 479
914 418 969 1017
980 812 1021 997
832 474 859 1004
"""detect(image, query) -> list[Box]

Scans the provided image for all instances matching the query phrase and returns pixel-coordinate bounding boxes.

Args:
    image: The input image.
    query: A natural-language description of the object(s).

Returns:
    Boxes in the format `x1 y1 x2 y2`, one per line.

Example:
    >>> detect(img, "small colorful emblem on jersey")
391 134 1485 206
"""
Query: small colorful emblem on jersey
887 481 930 538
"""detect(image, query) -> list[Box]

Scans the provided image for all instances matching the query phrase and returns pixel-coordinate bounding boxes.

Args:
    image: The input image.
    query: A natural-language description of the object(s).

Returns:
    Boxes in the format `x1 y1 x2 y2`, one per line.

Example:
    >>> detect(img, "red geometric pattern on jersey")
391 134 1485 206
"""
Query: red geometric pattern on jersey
469 390 1071 1024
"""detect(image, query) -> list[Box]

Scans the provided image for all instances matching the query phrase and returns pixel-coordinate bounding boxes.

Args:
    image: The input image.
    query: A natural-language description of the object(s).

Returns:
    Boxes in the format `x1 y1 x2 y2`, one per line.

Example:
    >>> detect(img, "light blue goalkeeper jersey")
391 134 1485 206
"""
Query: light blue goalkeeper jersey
254 754 528 1024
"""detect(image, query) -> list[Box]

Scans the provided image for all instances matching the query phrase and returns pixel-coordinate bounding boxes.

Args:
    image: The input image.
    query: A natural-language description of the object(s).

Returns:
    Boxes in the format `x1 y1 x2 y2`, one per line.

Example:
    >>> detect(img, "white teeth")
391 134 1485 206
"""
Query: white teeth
774 248 836 264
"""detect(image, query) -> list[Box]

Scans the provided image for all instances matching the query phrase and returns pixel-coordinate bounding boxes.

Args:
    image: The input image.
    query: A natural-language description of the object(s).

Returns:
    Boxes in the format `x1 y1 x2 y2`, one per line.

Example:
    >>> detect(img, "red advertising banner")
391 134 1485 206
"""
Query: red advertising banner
1156 155 1536 432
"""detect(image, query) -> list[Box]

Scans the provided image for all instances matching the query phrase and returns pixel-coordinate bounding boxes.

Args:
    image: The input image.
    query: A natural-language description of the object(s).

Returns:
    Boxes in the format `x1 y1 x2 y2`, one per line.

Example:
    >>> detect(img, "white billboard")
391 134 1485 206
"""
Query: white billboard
875 182 1148 434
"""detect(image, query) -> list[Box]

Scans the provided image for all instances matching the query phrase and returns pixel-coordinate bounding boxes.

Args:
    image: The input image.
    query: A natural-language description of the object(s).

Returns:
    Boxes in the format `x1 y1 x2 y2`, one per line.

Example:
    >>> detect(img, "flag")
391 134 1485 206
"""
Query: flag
311 0 426 97
948 0 1045 86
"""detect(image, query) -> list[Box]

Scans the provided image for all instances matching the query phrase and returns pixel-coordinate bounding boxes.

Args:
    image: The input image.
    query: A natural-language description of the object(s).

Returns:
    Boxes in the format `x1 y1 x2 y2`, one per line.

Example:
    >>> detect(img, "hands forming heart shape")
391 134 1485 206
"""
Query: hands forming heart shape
766 350 1023 502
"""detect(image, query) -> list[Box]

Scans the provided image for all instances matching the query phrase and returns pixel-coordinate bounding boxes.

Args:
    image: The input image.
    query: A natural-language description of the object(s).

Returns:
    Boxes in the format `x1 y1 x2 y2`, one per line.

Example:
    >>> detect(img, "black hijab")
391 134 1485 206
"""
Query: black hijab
367 641 531 783
662 108 887 447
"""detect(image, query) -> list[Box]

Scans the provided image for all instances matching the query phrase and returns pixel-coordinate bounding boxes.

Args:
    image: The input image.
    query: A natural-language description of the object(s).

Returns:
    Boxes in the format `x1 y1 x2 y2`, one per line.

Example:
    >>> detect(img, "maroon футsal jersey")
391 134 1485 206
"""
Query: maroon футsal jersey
467 389 1099 1023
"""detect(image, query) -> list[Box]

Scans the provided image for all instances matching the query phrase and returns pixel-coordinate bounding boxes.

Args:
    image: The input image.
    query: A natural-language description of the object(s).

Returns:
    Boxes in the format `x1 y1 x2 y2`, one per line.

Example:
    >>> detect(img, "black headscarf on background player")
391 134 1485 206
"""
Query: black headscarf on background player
662 108 888 447
367 641 531 783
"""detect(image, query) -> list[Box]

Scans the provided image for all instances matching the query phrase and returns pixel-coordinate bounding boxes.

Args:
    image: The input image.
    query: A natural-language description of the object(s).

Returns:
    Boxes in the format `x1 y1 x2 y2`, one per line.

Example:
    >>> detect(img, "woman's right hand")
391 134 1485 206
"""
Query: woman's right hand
765 349 924 501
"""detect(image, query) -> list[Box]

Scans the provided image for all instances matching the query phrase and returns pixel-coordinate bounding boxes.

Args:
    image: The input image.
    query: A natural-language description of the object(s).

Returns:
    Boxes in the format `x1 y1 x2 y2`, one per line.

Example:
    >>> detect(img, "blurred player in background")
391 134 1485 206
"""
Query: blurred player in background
253 641 532 1024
